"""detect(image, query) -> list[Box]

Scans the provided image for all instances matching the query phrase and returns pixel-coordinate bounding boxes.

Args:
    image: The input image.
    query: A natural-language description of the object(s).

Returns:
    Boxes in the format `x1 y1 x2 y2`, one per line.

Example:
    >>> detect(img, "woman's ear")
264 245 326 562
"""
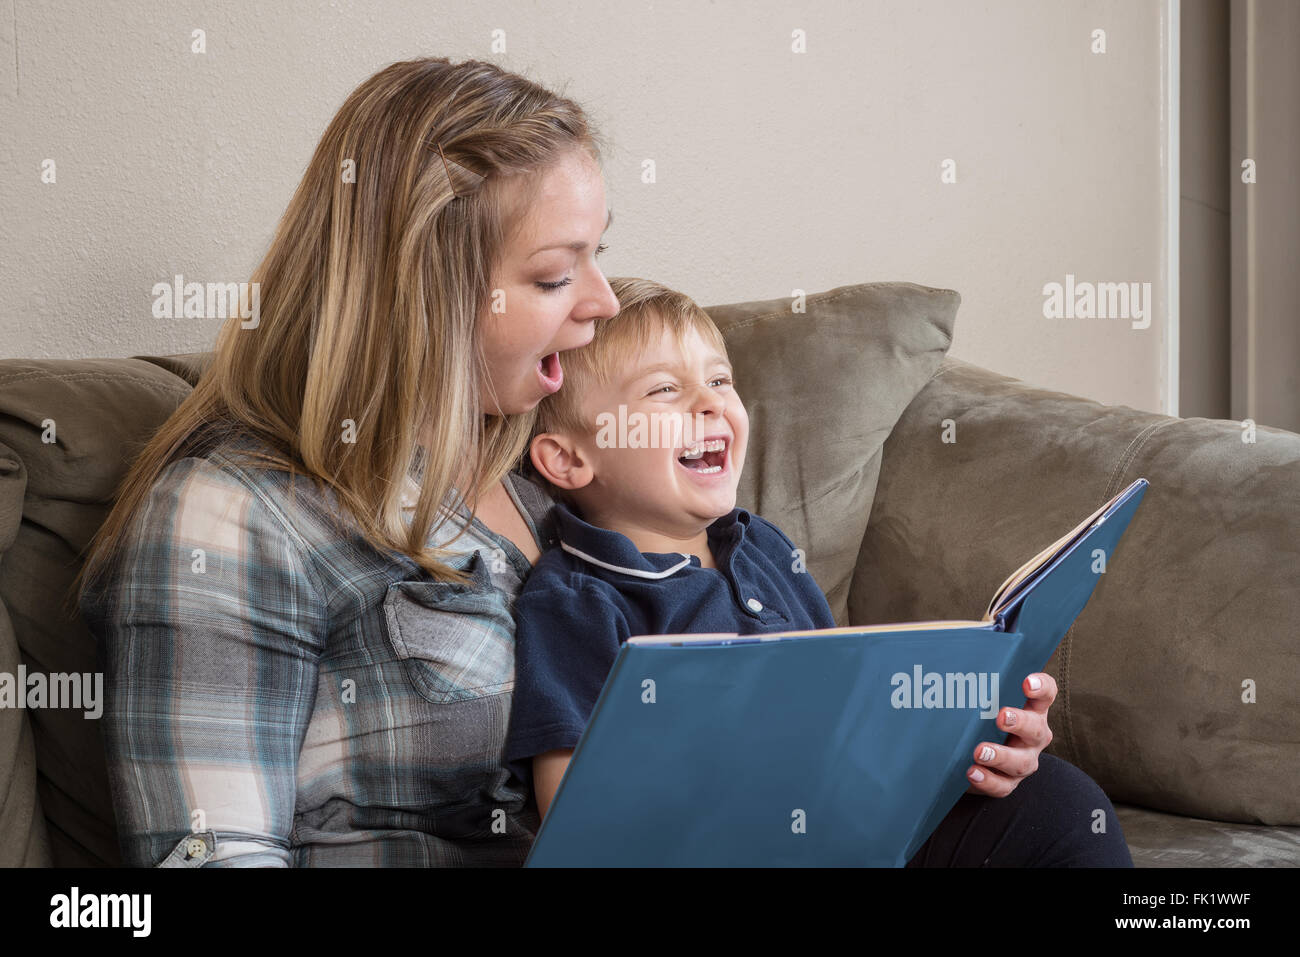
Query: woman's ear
529 433 593 493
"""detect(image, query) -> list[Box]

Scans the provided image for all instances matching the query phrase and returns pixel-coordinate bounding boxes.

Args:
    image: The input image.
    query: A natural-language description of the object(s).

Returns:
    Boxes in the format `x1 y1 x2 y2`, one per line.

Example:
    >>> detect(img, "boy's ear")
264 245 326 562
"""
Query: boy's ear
529 432 594 493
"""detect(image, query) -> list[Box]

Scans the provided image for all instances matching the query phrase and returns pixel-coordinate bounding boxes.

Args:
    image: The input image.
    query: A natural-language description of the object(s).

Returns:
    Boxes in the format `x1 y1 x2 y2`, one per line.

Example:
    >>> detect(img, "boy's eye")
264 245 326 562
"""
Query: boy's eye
709 375 733 387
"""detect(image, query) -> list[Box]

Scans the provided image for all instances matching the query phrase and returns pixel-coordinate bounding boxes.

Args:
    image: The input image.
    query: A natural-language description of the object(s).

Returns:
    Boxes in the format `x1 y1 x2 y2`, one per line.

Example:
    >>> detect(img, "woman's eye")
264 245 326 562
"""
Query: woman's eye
536 245 607 292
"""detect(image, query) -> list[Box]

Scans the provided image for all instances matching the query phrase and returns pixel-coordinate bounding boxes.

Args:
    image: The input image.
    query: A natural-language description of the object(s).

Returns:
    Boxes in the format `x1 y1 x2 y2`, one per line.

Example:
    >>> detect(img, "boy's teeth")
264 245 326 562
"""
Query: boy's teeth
681 439 725 459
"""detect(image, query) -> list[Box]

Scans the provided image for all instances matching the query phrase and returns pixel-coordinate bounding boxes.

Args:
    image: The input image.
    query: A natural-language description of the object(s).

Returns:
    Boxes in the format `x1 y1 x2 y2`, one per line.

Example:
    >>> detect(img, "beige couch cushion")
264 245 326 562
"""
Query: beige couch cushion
0 358 194 866
852 358 1300 827
707 281 959 625
0 440 52 866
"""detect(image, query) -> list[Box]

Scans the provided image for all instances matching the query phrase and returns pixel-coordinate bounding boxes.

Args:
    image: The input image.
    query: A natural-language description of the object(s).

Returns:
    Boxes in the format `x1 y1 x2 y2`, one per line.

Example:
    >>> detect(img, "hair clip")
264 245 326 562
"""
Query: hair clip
436 143 459 199
436 142 484 199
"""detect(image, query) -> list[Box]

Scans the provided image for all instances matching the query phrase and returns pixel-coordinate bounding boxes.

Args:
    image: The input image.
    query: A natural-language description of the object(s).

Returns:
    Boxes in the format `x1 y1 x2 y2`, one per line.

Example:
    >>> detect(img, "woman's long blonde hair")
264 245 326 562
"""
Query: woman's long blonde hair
72 56 606 606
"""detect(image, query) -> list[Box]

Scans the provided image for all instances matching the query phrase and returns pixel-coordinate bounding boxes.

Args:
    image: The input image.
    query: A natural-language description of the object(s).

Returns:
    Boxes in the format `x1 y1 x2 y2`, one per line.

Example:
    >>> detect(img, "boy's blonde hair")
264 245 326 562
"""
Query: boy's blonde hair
530 276 730 506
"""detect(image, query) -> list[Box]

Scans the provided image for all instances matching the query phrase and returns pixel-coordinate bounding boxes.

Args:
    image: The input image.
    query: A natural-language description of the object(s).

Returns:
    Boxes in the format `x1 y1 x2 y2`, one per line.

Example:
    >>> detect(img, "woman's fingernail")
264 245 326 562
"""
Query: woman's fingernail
1028 675 1043 691
1003 708 1017 726
969 768 985 782
979 746 996 763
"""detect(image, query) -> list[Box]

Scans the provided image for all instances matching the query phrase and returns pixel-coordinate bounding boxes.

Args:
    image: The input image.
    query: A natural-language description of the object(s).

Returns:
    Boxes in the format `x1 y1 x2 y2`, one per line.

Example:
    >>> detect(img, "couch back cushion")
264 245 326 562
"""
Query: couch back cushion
0 357 195 866
852 357 1300 825
0 439 52 865
707 281 959 624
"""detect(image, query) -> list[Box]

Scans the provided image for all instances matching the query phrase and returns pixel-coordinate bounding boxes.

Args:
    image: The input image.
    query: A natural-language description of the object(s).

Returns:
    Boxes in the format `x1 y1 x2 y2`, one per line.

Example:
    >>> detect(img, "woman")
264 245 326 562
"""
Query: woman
74 56 1129 867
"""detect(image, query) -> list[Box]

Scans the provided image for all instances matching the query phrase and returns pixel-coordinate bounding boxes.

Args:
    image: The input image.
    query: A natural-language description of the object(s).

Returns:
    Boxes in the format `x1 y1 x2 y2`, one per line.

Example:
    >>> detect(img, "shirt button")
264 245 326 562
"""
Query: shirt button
185 837 208 858
746 597 763 612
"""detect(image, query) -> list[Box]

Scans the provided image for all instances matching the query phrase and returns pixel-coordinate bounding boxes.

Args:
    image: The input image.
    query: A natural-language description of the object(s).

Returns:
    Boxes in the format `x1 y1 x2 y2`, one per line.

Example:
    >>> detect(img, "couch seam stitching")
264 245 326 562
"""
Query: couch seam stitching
716 284 959 335
0 369 189 399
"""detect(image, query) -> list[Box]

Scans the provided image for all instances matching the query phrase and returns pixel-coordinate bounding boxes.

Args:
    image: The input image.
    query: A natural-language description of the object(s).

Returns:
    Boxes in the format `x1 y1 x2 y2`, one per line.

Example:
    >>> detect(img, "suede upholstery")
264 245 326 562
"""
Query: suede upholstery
852 357 1300 860
0 359 194 866
708 281 960 625
0 442 51 866
1 281 1296 867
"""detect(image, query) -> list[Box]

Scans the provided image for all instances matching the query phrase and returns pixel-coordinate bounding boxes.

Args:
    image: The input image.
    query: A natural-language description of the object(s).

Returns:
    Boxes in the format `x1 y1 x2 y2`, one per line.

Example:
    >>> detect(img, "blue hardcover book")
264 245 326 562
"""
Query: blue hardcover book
525 478 1149 867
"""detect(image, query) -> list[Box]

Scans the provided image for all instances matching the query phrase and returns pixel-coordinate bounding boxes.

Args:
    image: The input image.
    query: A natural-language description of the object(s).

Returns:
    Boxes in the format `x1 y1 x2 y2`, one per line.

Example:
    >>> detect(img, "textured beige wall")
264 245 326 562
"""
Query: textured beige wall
0 0 1172 413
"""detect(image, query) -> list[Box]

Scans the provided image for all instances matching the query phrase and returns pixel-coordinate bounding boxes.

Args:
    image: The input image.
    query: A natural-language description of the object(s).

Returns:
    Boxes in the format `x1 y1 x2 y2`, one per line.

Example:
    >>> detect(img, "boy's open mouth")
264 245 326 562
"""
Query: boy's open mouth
677 437 728 475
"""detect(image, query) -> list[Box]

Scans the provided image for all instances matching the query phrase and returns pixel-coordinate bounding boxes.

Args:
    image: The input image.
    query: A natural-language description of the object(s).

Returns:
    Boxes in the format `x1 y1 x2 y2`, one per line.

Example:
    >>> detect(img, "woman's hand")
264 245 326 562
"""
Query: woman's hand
964 672 1057 797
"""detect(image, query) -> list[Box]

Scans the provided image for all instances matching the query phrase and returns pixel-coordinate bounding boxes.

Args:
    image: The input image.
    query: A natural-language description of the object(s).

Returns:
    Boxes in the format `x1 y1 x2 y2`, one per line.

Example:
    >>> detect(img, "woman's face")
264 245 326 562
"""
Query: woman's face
478 149 620 415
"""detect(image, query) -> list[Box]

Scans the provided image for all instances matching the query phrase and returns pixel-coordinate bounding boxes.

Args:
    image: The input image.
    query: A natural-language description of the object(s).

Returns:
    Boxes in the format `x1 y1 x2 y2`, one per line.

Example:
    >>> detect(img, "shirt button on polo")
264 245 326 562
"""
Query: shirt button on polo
746 597 763 613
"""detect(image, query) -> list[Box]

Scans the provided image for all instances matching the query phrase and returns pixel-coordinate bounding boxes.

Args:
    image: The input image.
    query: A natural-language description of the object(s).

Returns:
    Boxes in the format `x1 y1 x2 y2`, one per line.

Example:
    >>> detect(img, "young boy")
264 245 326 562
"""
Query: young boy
503 277 837 819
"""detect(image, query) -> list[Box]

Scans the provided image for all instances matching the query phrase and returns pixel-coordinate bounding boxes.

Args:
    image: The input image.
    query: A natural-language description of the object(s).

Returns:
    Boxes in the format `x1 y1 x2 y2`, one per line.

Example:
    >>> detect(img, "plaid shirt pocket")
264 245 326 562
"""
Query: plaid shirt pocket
381 550 516 704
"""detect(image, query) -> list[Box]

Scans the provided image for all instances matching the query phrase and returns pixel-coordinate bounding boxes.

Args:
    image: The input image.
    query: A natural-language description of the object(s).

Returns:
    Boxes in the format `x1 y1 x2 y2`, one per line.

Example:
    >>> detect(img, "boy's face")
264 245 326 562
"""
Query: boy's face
566 324 749 534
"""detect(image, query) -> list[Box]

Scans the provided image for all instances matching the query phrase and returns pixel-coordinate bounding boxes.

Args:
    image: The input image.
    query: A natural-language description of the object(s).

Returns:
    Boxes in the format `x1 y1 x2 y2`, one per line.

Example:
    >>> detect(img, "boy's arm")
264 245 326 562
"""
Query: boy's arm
505 580 630 801
532 748 574 820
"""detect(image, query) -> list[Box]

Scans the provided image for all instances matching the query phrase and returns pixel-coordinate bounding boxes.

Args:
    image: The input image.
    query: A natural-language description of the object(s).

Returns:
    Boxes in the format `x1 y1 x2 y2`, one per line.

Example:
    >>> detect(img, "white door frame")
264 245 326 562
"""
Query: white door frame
1164 0 1181 417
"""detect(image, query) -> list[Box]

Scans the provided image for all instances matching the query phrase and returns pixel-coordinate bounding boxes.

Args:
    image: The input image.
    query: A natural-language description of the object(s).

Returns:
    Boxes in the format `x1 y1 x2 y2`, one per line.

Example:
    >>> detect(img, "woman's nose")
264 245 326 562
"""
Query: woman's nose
585 273 621 323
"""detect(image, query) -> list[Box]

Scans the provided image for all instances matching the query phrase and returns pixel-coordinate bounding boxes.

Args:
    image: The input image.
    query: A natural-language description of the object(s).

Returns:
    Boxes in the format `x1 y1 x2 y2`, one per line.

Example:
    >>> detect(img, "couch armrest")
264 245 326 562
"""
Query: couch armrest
0 440 53 866
849 357 1300 826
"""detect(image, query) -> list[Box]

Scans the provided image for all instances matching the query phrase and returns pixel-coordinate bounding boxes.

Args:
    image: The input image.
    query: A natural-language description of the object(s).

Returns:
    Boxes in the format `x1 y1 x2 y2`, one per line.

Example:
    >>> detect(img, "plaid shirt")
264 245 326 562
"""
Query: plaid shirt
80 431 557 867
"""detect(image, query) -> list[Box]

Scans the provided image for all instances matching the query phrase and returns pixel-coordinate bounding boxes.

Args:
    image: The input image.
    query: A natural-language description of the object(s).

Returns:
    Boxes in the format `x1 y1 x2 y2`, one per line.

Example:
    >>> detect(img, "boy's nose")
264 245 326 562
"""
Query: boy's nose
688 383 726 414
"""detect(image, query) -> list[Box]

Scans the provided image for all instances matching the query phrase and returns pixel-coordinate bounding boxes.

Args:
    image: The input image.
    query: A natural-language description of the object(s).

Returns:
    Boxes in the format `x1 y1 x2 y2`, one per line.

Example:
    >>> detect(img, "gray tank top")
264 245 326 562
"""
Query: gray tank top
424 468 559 595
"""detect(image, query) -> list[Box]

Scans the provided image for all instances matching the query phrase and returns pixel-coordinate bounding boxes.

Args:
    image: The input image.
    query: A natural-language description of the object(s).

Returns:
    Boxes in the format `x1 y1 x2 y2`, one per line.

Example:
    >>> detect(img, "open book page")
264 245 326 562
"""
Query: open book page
626 482 1139 646
626 620 994 645
981 487 1127 619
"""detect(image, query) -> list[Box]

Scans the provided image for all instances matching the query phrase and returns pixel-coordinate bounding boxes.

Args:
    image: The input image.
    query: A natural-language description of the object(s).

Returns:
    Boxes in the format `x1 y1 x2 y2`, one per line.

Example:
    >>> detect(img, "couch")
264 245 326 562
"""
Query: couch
2 281 1297 866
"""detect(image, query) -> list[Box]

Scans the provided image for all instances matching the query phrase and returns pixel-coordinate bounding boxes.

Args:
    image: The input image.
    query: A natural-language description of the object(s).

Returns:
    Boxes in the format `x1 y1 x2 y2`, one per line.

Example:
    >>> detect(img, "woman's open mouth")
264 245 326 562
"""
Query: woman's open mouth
537 352 563 393
676 437 728 477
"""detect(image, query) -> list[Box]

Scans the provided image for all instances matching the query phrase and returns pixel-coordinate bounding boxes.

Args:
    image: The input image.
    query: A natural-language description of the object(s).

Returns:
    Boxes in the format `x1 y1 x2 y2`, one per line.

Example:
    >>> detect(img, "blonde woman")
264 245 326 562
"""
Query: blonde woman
75 57 616 867
74 57 1123 868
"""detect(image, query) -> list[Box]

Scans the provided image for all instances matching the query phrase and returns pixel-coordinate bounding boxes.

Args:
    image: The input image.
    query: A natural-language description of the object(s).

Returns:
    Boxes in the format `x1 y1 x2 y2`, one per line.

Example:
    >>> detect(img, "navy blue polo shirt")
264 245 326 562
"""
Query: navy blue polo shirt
503 501 836 785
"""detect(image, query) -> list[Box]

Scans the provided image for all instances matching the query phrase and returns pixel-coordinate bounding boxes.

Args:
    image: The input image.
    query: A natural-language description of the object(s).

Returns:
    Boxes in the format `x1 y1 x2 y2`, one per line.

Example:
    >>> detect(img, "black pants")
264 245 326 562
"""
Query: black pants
905 753 1133 867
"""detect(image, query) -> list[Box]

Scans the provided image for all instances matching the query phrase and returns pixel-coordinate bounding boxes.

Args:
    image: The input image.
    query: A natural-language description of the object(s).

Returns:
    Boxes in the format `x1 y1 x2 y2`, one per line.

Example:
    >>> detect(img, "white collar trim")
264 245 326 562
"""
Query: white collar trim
560 541 692 579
